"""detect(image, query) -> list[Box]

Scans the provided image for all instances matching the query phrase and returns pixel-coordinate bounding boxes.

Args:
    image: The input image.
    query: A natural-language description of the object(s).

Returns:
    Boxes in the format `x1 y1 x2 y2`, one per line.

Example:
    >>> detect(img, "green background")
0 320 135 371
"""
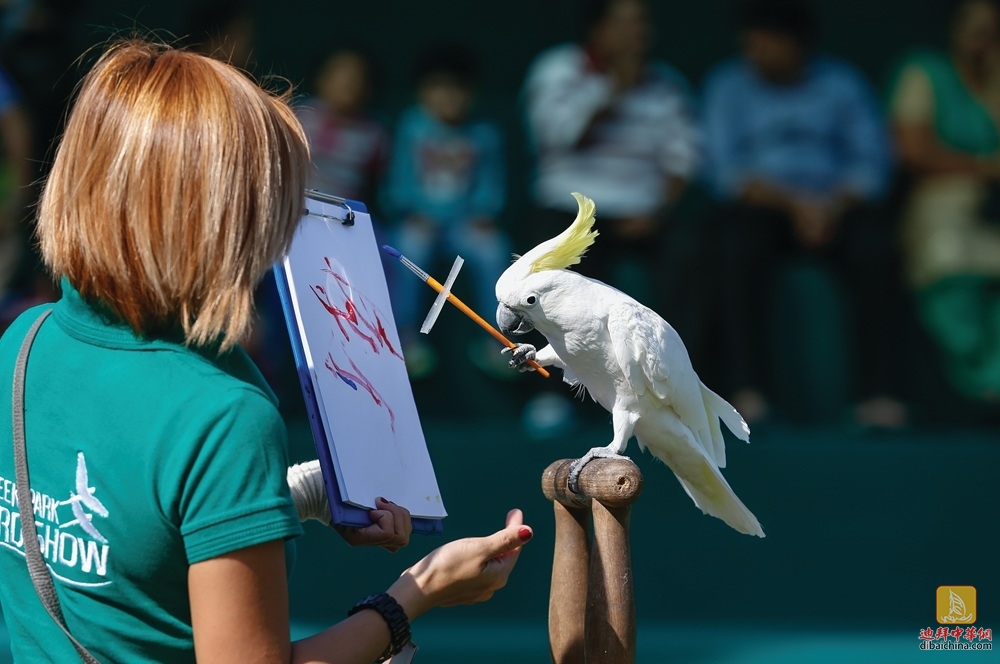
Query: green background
2 1 998 662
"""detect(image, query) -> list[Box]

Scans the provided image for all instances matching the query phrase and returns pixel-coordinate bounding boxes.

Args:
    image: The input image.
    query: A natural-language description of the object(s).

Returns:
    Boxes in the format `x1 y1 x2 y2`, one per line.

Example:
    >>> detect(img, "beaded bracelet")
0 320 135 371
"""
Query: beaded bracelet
348 592 411 662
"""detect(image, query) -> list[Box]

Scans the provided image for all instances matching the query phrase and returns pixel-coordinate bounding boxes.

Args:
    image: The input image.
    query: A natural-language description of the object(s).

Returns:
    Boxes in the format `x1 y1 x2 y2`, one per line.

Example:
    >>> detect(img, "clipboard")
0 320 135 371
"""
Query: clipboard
273 190 445 534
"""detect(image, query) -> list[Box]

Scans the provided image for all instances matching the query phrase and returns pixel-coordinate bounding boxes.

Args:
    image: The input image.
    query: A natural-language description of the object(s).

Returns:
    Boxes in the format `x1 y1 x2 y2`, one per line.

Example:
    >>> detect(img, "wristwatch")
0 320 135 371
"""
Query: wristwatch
348 592 411 662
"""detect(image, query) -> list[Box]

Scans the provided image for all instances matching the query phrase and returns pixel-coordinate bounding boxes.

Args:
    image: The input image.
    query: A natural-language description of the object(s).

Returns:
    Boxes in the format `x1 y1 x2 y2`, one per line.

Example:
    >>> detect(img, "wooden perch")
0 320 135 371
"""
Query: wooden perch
542 458 643 507
541 458 643 664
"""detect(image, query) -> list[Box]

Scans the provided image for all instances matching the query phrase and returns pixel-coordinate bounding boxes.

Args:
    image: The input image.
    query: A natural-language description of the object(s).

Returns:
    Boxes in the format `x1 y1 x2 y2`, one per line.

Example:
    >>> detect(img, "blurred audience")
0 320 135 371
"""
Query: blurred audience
0 63 33 319
887 0 1000 404
521 0 698 308
702 0 906 427
0 0 78 175
295 47 390 203
0 0 992 430
384 42 511 380
0 0 68 326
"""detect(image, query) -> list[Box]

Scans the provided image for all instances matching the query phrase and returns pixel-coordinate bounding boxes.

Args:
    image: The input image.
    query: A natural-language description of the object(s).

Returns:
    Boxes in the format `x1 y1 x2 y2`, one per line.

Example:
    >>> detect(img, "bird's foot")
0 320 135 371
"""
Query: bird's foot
501 343 537 372
568 446 630 494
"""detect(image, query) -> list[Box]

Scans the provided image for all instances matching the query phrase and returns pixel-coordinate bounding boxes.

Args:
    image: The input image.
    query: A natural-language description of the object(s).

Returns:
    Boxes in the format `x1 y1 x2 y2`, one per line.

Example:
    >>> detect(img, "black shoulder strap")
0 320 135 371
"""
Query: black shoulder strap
12 308 101 664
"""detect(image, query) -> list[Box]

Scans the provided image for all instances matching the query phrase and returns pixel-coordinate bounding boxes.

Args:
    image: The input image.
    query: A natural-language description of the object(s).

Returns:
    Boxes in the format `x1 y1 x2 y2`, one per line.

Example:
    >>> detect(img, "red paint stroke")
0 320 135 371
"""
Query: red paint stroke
325 352 396 432
310 257 403 360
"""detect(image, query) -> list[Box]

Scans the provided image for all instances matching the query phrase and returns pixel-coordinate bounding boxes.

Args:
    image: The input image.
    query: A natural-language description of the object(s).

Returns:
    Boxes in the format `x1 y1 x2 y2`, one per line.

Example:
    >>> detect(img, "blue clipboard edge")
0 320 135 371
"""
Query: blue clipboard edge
273 191 443 535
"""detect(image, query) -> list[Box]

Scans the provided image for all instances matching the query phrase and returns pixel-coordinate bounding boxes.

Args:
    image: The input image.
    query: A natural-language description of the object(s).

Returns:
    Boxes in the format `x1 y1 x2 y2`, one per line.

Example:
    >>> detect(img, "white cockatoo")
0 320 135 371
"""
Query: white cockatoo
495 193 764 537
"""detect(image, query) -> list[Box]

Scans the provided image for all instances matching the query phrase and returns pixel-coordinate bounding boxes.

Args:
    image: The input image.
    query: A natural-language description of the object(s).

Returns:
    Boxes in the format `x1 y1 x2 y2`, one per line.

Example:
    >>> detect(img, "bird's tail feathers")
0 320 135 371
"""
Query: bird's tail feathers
701 382 750 443
703 403 727 468
673 456 765 538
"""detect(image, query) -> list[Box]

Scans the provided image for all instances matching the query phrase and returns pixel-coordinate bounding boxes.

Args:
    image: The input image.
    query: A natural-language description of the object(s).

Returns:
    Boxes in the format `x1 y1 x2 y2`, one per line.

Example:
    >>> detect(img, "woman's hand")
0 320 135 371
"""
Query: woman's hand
334 497 412 552
387 508 532 620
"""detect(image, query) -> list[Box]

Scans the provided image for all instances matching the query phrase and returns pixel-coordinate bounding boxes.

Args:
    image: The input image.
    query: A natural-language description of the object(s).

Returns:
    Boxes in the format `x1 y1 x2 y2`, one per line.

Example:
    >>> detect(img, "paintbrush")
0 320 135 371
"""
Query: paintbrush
382 245 550 378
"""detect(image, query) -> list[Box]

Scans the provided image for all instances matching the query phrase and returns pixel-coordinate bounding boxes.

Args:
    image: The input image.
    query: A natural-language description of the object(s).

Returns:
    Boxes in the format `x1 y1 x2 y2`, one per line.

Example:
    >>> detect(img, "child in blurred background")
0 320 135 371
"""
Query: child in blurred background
296 47 390 203
385 43 511 379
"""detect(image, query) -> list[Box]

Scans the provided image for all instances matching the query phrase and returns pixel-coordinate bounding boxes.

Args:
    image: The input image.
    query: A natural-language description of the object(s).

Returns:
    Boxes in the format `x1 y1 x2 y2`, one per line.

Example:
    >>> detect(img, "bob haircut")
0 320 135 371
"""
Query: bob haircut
37 39 310 351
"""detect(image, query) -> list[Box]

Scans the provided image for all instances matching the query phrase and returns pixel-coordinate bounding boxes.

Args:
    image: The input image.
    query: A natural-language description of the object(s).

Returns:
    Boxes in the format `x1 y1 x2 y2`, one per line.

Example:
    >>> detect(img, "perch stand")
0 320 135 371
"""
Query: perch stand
542 458 643 664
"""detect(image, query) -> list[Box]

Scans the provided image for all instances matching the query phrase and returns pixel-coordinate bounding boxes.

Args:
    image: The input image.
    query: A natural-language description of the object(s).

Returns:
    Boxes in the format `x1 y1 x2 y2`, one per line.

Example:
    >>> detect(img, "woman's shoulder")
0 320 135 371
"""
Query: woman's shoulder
525 43 592 84
529 43 587 70
179 344 280 410
645 60 695 98
889 48 953 80
0 303 57 358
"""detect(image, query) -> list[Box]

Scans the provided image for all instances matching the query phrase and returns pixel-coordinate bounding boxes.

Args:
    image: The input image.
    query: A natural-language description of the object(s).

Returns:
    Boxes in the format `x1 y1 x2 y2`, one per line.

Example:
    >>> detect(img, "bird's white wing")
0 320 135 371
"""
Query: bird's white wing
607 301 670 399
607 302 719 465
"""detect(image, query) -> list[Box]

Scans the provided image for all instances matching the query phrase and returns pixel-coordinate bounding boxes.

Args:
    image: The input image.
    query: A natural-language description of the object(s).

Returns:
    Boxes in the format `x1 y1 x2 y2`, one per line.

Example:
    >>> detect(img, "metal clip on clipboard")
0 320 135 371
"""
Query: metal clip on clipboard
305 189 355 226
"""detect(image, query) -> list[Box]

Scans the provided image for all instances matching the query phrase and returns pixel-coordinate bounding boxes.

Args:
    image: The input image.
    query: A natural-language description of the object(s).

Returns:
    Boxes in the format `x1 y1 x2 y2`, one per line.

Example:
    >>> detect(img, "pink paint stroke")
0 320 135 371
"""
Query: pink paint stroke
310 258 403 436
309 257 403 360
324 352 397 432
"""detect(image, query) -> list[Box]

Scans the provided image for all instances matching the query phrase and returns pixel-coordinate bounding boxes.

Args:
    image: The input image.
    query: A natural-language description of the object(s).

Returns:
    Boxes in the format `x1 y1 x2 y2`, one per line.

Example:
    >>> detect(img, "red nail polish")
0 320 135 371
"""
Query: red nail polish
518 527 532 543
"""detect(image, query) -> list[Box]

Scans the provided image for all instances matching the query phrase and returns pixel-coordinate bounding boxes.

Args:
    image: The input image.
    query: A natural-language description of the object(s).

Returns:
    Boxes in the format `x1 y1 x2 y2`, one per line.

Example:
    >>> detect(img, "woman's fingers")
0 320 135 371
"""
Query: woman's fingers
333 498 412 551
505 508 524 528
384 498 412 545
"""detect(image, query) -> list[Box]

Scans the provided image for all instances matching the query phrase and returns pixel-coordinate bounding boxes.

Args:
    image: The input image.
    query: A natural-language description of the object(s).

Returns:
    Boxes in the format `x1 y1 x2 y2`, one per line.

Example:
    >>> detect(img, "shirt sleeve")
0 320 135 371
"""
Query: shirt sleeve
888 64 935 127
523 46 615 151
833 68 891 200
174 390 303 564
654 73 700 180
700 67 748 200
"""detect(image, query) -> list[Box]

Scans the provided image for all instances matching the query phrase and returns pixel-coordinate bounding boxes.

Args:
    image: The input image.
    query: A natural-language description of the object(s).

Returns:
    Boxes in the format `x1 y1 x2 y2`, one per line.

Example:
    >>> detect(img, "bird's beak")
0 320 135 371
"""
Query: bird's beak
496 303 534 335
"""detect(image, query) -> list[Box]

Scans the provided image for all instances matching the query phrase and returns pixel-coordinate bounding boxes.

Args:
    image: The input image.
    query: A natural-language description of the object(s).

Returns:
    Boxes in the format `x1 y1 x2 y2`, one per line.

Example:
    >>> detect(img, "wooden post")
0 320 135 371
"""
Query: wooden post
547 501 590 663
542 458 643 664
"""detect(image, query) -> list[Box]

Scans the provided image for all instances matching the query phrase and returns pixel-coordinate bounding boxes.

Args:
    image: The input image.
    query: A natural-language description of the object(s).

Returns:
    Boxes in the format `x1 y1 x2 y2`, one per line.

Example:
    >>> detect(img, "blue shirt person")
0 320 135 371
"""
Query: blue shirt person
698 0 907 429
702 55 889 203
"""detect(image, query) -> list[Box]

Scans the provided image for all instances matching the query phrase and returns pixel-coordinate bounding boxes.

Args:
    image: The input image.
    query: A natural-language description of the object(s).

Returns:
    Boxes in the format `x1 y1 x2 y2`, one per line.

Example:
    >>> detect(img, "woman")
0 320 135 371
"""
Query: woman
888 0 1000 402
0 40 531 663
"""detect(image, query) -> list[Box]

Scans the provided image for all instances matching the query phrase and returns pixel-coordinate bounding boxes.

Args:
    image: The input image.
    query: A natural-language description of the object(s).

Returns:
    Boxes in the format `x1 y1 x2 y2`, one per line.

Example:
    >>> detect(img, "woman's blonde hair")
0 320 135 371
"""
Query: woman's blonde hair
37 39 310 350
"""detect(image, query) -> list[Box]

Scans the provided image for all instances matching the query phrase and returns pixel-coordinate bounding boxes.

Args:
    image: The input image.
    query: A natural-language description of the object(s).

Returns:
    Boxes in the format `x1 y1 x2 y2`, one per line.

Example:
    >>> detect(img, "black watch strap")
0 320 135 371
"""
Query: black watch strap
348 592 411 662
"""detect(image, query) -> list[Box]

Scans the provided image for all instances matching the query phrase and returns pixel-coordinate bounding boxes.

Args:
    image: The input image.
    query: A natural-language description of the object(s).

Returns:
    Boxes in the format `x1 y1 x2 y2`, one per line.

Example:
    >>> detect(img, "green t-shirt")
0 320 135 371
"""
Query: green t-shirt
887 49 1000 156
0 285 303 662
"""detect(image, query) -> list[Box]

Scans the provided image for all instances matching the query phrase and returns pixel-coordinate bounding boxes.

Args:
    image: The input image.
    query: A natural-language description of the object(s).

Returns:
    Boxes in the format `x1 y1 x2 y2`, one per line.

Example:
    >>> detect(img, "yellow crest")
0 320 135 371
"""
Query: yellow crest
528 192 599 273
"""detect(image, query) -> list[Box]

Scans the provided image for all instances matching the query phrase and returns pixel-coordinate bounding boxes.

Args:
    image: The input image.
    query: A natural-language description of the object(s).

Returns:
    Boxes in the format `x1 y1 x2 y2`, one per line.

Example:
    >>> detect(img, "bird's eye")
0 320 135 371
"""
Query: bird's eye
525 295 537 306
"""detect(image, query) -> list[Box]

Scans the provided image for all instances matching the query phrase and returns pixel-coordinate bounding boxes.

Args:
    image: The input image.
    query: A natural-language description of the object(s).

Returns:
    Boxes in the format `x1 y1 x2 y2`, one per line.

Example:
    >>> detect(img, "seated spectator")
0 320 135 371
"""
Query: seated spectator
521 0 698 309
384 43 511 379
0 64 34 327
295 47 390 203
701 0 906 426
887 0 1000 403
0 0 77 322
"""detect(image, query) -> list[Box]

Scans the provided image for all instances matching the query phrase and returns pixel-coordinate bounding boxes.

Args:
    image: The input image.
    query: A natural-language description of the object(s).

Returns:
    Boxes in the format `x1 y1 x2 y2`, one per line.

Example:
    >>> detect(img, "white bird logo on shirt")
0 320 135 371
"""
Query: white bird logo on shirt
59 452 109 543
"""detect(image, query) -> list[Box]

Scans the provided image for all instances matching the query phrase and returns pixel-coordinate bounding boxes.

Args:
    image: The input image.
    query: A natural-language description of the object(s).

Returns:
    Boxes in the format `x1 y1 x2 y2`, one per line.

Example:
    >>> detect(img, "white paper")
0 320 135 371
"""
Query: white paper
281 196 446 519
